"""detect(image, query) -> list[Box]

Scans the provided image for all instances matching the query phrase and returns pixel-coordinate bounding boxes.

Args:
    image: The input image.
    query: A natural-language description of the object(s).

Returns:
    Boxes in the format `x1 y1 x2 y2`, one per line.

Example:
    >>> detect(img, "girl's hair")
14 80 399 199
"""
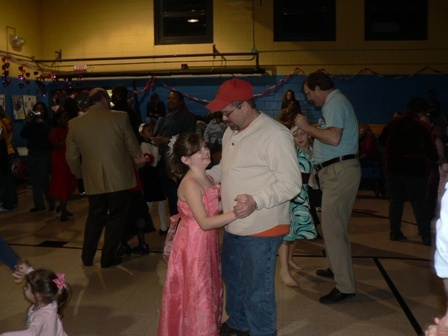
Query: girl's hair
165 132 203 182
282 90 296 105
142 123 154 134
27 269 70 317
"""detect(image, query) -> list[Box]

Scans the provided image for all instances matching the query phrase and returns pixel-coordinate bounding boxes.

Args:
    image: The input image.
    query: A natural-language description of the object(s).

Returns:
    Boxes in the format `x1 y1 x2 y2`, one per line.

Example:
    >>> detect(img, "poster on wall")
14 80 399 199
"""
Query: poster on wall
12 95 26 120
0 94 5 111
23 95 37 117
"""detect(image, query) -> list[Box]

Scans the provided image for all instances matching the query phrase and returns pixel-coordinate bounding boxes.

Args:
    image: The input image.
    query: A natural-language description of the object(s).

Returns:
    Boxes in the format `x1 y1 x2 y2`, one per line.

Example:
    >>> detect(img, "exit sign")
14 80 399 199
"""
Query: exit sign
74 65 87 72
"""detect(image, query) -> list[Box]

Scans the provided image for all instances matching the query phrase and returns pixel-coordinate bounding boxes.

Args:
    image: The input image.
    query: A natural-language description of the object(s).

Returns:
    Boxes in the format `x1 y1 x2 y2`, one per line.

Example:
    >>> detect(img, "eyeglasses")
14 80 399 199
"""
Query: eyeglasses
221 104 241 117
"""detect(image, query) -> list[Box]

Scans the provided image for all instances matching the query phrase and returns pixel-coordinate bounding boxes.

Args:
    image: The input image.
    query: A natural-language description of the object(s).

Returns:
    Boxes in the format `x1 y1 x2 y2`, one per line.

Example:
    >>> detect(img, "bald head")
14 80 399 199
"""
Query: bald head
88 88 111 107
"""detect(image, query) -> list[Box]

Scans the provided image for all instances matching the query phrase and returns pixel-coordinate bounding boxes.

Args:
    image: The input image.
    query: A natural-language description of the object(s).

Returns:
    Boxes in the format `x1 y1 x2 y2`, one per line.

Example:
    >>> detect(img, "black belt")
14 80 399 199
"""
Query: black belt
315 154 358 172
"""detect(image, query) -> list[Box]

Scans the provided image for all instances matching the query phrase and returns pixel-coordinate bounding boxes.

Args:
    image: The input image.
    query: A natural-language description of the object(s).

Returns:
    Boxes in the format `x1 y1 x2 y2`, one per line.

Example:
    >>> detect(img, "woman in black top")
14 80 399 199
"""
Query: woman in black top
20 102 53 211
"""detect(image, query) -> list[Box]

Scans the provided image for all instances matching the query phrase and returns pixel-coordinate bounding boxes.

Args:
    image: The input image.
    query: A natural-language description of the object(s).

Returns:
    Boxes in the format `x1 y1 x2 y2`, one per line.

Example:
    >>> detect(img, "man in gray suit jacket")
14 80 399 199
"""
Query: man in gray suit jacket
66 88 144 268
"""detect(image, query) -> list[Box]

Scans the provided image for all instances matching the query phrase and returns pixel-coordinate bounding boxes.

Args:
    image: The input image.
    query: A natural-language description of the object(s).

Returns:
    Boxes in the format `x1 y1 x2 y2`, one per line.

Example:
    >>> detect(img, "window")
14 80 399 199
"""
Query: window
155 0 213 45
273 0 336 42
364 0 427 40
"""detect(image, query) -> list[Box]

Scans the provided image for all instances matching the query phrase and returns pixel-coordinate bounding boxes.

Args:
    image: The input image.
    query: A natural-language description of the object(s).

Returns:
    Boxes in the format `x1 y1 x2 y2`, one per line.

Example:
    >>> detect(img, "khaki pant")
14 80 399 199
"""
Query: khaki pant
319 158 361 293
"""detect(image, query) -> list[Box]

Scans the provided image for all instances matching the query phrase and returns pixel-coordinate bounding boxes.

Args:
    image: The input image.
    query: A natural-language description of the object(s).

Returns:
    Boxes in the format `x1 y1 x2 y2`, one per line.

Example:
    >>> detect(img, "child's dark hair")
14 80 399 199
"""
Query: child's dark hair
27 269 70 317
165 132 203 182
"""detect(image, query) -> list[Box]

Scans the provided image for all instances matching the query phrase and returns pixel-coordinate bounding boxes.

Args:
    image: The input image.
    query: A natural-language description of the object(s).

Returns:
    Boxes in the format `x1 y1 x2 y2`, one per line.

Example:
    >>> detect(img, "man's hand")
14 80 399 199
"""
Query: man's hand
295 114 310 130
12 261 31 283
234 194 257 218
134 155 149 167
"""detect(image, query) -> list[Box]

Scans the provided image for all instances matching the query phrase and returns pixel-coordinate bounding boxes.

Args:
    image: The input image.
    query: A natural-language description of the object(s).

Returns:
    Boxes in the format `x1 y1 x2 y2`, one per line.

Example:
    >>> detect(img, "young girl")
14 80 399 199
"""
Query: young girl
48 109 77 221
2 262 70 336
278 126 317 287
138 123 169 235
157 132 241 336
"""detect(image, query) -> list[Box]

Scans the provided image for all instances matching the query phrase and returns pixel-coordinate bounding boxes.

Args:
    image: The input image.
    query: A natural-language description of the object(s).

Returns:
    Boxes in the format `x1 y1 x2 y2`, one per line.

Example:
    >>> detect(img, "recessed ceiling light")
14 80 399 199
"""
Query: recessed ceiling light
188 19 199 23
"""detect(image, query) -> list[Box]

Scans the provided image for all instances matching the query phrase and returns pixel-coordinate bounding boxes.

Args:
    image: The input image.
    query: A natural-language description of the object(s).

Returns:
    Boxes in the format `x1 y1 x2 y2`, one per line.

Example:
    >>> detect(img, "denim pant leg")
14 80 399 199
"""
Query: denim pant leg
222 231 282 336
0 236 20 271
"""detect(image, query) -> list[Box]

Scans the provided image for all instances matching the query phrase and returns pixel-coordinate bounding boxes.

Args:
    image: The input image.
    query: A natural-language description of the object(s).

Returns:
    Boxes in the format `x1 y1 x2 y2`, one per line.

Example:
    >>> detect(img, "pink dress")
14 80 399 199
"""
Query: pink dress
48 126 77 203
157 184 223 336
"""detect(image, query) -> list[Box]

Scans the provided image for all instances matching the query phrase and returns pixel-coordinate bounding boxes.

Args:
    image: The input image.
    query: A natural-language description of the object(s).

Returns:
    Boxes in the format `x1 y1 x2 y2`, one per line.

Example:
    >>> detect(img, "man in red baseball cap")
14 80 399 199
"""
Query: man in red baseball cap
206 78 301 336
206 78 254 112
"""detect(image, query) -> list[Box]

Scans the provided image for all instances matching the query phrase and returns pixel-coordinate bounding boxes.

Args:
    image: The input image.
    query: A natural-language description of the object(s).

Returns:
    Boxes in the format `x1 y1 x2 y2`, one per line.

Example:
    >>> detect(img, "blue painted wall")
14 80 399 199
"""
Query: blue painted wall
2 74 448 149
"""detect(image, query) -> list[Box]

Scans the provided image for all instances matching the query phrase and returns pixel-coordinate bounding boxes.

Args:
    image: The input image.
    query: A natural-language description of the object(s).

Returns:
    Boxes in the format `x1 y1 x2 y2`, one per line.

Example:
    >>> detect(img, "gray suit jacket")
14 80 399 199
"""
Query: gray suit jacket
66 104 142 195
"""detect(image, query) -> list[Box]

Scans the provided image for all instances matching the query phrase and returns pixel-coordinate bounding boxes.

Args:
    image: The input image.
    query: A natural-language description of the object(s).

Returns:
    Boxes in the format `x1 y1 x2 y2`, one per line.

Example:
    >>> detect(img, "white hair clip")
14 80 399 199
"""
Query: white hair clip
167 134 179 156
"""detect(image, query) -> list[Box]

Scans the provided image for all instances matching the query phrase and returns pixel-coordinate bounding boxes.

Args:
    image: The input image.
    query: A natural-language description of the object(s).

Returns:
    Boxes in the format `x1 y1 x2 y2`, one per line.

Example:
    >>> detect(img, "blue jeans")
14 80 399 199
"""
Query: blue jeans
0 236 20 271
222 231 283 336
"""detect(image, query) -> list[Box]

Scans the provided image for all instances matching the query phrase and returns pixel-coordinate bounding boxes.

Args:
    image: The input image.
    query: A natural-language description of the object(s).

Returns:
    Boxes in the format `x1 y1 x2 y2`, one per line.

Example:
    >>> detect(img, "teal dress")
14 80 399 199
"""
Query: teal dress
284 147 317 241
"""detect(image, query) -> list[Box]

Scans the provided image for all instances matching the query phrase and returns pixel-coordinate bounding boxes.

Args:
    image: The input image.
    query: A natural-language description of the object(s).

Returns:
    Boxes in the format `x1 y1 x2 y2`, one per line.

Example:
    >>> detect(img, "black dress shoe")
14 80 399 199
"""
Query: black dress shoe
30 207 46 212
132 244 150 255
117 244 132 256
219 322 250 336
101 257 122 268
390 232 407 241
319 287 355 304
82 259 93 267
316 268 334 278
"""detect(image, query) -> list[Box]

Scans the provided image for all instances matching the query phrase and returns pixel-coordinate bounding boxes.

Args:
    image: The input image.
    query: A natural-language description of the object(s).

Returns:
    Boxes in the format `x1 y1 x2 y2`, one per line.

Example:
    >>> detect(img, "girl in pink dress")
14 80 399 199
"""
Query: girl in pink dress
157 132 241 336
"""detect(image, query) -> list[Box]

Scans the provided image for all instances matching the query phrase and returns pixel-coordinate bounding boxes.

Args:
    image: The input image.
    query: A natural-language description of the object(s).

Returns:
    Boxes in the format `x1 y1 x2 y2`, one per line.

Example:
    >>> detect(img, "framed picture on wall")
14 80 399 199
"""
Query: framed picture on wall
0 94 5 111
23 95 37 116
12 95 26 120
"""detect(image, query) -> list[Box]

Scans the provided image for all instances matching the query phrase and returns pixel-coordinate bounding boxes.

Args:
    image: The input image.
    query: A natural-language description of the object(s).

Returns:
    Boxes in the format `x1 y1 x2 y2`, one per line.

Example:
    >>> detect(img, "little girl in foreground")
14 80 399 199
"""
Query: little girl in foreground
157 132 243 336
1 262 70 336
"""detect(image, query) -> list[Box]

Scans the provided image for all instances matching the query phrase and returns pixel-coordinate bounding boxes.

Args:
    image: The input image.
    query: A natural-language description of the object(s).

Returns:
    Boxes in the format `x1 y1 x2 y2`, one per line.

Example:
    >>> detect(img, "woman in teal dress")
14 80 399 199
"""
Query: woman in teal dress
279 126 317 287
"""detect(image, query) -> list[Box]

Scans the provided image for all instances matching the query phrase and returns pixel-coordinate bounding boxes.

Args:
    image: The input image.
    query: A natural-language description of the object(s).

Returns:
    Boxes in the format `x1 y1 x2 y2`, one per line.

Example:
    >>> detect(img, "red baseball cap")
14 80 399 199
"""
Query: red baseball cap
206 78 254 112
